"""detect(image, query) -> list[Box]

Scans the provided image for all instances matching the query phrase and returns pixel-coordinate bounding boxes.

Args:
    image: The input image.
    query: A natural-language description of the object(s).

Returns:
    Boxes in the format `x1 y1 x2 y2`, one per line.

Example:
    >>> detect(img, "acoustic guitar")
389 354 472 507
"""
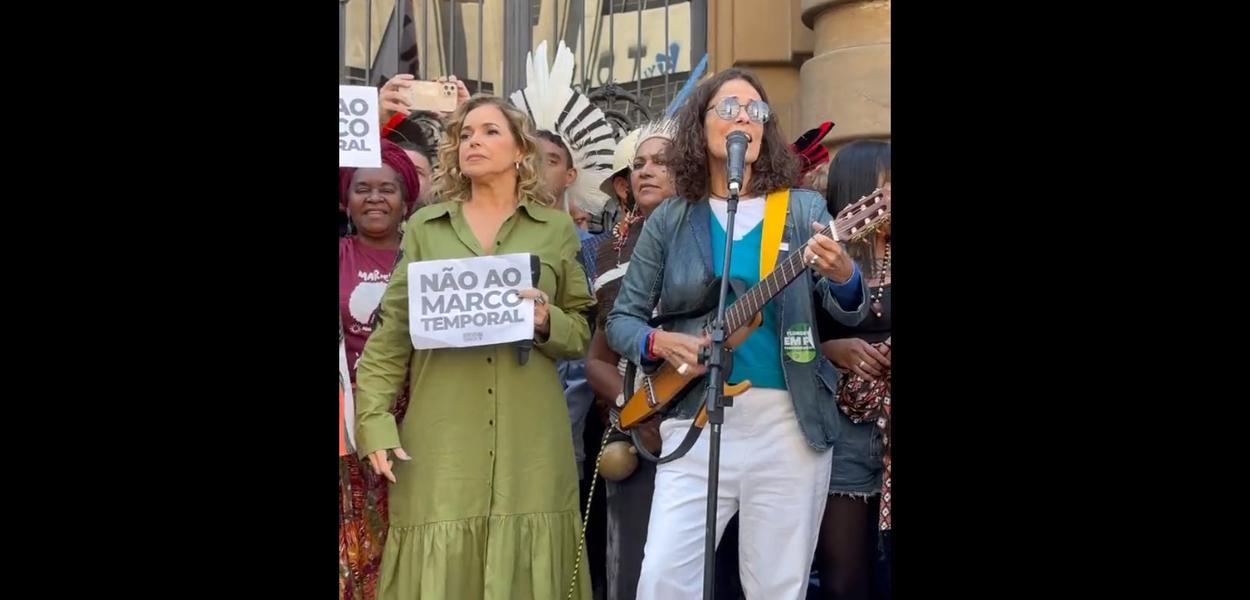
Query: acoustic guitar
617 186 892 431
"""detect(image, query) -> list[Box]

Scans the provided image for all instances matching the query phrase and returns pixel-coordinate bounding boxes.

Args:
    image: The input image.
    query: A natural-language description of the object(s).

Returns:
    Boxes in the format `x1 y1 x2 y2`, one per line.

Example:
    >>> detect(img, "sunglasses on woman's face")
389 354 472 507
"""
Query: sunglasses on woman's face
705 96 772 124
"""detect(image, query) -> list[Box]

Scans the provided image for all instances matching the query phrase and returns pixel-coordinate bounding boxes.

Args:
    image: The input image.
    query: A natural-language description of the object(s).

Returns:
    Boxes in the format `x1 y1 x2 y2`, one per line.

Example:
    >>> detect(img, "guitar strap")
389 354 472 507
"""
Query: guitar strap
760 188 790 280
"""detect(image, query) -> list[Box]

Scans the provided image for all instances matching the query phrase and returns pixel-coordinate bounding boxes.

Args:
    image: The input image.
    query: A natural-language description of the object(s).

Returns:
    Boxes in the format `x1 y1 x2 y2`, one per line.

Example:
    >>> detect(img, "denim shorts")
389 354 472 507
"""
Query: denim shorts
828 405 883 496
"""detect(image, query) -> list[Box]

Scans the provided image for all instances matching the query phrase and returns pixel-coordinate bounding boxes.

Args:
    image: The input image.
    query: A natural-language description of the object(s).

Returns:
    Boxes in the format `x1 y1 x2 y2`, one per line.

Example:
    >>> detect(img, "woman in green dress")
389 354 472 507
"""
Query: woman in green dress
353 95 595 600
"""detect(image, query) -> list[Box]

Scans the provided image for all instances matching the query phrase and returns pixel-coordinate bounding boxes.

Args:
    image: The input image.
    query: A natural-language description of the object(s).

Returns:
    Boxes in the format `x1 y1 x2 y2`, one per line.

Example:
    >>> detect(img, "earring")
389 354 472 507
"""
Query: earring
515 161 520 171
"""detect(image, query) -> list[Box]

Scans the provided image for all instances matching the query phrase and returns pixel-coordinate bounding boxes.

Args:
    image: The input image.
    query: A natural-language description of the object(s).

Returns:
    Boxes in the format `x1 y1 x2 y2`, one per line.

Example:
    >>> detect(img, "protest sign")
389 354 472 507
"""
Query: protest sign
339 85 381 168
407 253 535 349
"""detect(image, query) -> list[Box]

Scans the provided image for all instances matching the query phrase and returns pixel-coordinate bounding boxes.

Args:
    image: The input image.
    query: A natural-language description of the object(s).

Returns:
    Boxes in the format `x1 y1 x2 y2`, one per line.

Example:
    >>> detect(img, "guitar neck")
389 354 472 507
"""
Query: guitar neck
721 187 887 333
724 249 810 332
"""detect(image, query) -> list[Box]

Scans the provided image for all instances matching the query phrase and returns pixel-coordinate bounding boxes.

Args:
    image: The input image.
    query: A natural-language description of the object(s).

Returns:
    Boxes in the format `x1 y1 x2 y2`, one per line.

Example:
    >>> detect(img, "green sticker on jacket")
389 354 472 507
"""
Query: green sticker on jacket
783 323 817 363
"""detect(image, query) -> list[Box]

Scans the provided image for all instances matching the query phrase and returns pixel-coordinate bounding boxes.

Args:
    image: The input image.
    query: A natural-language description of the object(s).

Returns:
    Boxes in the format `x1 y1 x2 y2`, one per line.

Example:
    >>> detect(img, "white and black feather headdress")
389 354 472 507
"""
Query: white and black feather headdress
510 40 617 213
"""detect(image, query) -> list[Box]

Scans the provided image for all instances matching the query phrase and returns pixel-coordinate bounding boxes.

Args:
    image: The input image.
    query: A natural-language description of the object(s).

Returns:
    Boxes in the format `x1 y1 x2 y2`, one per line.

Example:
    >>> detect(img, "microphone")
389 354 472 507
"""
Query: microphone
517 254 542 365
725 131 750 195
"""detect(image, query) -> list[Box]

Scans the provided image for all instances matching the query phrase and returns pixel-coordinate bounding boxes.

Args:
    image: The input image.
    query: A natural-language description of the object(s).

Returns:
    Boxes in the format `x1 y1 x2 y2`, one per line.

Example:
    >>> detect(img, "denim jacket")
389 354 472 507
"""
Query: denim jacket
604 188 869 450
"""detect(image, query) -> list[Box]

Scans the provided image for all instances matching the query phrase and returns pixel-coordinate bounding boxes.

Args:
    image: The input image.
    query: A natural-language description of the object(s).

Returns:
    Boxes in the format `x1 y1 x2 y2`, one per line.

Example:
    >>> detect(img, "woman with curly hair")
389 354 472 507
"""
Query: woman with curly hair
605 69 870 598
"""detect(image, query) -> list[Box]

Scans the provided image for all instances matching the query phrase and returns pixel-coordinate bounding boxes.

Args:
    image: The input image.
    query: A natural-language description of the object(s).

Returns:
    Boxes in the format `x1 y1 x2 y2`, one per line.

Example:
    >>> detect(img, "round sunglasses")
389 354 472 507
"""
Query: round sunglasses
705 96 772 124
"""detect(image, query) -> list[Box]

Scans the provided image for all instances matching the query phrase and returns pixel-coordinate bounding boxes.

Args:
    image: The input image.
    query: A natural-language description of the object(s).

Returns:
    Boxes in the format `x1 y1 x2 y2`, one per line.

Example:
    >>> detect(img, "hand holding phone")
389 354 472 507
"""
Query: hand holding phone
403 80 459 113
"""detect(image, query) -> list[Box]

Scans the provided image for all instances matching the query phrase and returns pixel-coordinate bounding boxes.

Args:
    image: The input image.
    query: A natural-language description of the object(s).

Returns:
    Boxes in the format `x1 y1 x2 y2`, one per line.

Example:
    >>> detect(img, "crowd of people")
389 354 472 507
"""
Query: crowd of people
339 43 892 600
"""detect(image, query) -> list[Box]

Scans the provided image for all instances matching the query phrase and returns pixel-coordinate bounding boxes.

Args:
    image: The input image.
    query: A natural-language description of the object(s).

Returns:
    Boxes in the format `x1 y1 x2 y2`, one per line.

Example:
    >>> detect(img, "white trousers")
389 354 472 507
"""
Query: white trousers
635 387 833 599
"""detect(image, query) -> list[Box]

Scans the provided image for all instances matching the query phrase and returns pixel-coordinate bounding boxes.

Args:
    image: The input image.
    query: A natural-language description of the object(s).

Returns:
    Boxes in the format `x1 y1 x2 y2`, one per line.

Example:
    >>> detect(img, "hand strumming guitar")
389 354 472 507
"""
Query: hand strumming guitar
650 331 710 378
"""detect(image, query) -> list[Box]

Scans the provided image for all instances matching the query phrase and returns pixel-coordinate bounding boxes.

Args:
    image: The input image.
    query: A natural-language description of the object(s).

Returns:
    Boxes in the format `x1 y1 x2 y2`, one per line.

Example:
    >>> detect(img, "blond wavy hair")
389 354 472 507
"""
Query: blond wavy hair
432 95 554 206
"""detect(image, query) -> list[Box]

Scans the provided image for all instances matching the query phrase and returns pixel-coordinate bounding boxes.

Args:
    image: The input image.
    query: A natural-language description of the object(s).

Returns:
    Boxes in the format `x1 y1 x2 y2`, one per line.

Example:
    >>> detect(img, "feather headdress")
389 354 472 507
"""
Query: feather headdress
510 40 617 214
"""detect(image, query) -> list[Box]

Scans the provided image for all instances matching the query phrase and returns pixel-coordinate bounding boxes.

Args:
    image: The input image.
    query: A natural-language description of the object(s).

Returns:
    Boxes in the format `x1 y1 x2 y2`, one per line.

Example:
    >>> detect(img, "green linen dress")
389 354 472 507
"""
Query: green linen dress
354 198 595 600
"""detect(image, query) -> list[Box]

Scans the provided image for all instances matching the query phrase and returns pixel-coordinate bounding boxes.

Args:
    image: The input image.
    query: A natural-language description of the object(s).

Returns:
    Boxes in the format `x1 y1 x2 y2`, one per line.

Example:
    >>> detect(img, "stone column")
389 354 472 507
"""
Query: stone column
799 0 890 149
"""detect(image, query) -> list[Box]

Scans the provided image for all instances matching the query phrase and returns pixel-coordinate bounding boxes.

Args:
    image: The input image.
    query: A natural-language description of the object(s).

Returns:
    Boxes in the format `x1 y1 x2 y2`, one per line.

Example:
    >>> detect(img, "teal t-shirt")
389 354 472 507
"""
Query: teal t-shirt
710 215 786 390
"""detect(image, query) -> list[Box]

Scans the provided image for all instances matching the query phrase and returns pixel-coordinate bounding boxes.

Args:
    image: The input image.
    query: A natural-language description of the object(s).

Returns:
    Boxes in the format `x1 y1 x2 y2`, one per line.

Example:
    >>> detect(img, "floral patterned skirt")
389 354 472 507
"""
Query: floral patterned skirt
339 391 409 600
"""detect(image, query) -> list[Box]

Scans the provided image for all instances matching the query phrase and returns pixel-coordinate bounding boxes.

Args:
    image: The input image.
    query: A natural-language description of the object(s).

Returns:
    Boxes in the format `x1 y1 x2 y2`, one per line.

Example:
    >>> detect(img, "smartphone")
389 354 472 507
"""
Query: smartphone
403 80 458 113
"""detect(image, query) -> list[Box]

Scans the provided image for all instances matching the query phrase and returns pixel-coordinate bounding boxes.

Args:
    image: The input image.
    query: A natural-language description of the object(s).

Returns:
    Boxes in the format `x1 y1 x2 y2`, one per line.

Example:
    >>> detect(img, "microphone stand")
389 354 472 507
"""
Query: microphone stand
701 178 739 600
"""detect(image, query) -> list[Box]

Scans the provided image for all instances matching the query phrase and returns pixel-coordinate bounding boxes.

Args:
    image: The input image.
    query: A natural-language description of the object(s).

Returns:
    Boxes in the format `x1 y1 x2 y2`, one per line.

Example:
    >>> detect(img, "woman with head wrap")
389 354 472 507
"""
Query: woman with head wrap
338 137 421 600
